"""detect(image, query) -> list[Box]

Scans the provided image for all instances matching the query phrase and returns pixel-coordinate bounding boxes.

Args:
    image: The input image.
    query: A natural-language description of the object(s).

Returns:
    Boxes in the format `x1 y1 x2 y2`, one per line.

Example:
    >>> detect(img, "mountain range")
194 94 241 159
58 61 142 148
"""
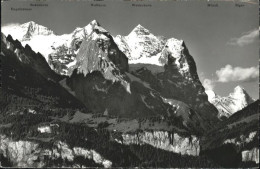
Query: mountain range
3 20 254 120
2 20 220 131
0 20 258 168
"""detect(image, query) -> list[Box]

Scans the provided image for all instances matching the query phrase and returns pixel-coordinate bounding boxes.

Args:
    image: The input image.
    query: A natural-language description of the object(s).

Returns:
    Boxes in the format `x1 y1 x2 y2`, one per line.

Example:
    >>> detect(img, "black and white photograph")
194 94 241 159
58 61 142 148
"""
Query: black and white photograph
0 0 259 168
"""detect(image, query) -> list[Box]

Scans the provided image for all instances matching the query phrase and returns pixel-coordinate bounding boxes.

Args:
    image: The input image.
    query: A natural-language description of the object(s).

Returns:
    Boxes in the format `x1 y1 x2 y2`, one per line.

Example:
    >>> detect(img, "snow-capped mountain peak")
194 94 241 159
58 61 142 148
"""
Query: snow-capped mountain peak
229 85 254 108
234 85 244 90
20 21 36 27
113 24 197 80
84 19 102 32
114 24 166 61
89 19 100 26
2 21 54 41
71 20 107 40
20 21 54 40
129 24 150 36
48 20 110 75
206 86 254 118
2 20 110 75
136 24 144 28
230 85 246 98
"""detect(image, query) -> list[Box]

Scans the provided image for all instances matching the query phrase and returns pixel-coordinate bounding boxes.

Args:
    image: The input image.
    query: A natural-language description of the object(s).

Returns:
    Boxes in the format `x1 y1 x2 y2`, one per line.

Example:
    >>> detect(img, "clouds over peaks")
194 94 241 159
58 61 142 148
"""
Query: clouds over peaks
201 64 258 93
216 64 259 83
227 28 259 47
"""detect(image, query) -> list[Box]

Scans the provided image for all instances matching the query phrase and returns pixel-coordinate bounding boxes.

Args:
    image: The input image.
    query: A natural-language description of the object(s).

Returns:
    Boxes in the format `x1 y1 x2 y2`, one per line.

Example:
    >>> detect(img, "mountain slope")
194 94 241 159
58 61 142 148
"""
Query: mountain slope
65 23 180 120
206 86 254 118
0 32 86 113
201 100 259 167
4 34 62 82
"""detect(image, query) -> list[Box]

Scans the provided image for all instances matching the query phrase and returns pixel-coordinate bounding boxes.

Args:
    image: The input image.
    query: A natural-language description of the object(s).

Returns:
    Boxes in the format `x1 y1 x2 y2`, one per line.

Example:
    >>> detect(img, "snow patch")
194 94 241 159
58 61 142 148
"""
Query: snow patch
37 126 51 133
126 72 151 89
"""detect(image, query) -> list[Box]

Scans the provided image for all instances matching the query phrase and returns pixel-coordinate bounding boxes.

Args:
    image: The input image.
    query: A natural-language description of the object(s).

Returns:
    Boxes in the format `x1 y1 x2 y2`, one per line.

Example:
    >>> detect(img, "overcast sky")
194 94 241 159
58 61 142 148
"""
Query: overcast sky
1 0 259 99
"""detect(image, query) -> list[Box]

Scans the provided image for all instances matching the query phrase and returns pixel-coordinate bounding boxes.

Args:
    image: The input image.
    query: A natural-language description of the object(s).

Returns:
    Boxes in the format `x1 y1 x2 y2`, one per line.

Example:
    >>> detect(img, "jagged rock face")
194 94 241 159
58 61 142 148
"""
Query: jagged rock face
2 33 61 82
65 24 214 131
114 25 206 94
160 42 218 127
65 23 188 120
2 20 107 75
48 20 129 76
0 32 85 109
0 135 112 168
1 32 7 45
206 86 254 118
48 44 77 75
48 20 104 75
21 21 54 41
129 45 218 130
67 66 208 132
66 71 177 118
161 98 207 133
64 22 218 131
73 24 128 78
242 148 259 164
118 131 200 156
0 135 43 167
113 35 131 58
65 23 136 117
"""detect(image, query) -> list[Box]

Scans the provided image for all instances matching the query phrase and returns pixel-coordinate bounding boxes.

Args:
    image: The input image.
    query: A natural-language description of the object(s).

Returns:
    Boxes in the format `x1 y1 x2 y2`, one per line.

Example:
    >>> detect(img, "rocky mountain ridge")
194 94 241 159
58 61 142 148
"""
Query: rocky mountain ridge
2 33 62 82
3 20 104 75
206 86 254 118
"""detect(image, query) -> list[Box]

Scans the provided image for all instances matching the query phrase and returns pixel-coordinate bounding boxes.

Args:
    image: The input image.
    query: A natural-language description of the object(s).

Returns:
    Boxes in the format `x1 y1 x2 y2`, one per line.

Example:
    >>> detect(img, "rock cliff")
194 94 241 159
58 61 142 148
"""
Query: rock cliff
0 135 112 168
2 33 61 82
242 148 259 164
118 131 200 156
